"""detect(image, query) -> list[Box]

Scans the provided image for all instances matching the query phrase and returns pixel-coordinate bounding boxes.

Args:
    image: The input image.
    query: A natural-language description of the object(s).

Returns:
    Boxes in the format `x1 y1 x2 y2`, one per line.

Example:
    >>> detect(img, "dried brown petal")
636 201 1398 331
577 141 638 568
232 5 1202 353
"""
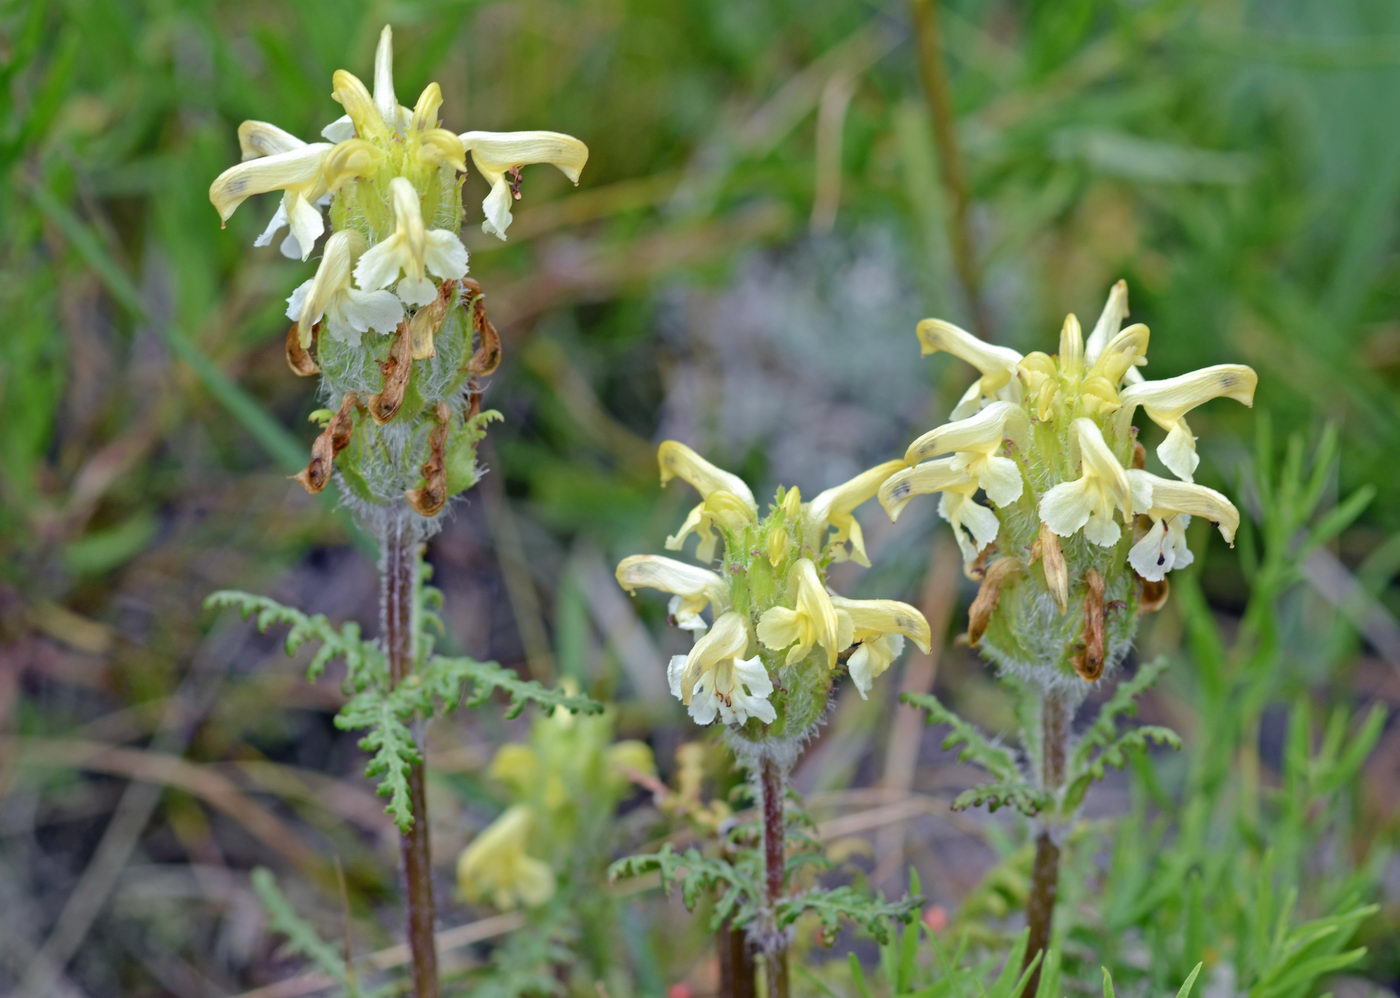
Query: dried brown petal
1137 574 1170 615
407 279 458 360
1072 569 1106 682
293 393 358 494
368 321 413 424
465 384 482 420
285 322 319 376
1034 523 1070 614
967 557 1022 646
462 277 502 376
1132 440 1147 471
405 401 451 516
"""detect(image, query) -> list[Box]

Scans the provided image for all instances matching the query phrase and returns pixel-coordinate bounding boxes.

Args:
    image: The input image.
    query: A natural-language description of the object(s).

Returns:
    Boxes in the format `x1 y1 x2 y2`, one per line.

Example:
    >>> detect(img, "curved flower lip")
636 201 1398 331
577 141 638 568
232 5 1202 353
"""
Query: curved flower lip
903 400 1029 465
332 68 392 142
1119 363 1257 480
756 558 851 669
1038 418 1133 547
916 318 1024 416
807 460 905 528
237 120 305 160
830 595 932 653
294 228 357 335
615 555 729 609
878 457 974 522
1128 469 1240 544
1086 323 1150 387
657 441 757 512
459 130 590 240
208 143 331 223
669 612 774 727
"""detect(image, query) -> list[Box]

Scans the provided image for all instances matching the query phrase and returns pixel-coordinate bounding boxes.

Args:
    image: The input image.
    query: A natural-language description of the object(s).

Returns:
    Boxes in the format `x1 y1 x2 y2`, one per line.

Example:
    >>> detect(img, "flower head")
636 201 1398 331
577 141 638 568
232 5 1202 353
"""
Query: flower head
285 230 403 347
668 612 775 726
881 281 1256 682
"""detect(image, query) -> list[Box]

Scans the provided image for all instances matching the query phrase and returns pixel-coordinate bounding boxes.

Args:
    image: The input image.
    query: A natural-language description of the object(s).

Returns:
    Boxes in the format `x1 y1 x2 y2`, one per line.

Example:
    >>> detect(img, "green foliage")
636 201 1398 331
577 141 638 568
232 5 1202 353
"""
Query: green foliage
1063 659 1181 810
901 692 1022 782
206 579 601 831
251 868 391 998
610 845 763 931
777 886 920 946
950 781 1048 817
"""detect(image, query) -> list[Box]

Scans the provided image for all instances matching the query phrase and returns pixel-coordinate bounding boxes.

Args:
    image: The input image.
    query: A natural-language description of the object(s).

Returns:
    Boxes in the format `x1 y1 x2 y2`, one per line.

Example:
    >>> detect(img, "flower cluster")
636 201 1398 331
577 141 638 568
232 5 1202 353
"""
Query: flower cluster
877 281 1255 683
616 443 930 737
457 701 654 911
208 27 586 520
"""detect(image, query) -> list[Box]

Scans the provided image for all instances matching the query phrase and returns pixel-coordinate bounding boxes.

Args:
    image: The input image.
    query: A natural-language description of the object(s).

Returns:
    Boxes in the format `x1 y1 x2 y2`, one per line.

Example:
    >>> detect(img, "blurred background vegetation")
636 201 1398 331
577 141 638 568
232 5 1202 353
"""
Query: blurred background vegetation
2 0 1398 994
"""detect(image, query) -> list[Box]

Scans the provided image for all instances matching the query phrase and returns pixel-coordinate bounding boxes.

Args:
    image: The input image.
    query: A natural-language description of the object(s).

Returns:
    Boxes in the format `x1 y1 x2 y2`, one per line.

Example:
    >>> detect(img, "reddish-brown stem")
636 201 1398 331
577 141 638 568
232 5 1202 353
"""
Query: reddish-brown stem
758 756 790 998
1021 690 1069 996
383 513 439 998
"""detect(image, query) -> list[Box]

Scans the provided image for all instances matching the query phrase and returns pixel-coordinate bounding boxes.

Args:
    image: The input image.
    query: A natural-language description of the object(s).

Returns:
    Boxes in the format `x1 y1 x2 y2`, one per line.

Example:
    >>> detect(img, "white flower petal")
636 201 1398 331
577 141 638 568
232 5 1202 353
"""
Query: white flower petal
1040 480 1093 538
396 275 438 308
1082 509 1122 547
285 195 324 261
980 454 1024 507
353 239 400 291
424 229 470 280
1158 421 1199 481
341 288 404 336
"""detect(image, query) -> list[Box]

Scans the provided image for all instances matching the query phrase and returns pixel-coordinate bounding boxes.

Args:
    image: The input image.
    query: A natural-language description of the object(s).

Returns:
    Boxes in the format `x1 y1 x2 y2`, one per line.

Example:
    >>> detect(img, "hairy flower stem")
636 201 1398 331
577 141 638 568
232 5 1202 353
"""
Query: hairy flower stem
1021 688 1070 996
719 921 758 998
757 756 790 998
382 511 439 998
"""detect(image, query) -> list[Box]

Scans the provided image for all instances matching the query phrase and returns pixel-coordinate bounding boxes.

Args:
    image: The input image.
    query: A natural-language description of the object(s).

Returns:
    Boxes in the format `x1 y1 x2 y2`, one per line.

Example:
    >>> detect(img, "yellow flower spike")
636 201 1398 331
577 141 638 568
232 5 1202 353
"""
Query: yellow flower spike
805 460 905 565
668 612 774 726
657 441 757 509
353 177 470 307
1084 279 1130 364
208 141 332 260
285 230 403 347
781 485 803 518
830 595 931 697
902 401 1029 507
456 805 555 910
1127 469 1240 581
459 130 590 240
916 318 1025 418
756 559 852 669
321 138 383 194
1039 418 1134 547
331 69 392 142
878 457 975 523
1118 364 1258 481
615 554 729 632
1058 313 1084 380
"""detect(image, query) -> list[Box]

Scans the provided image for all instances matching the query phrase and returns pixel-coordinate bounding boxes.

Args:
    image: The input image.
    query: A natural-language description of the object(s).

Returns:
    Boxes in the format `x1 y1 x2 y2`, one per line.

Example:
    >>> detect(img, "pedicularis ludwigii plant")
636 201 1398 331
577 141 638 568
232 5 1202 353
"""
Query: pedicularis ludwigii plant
202 26 598 998
877 281 1257 990
612 442 930 996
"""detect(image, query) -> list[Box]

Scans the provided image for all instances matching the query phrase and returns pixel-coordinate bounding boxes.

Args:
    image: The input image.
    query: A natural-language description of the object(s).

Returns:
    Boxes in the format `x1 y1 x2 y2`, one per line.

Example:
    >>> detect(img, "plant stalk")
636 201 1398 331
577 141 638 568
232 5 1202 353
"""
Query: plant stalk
758 755 790 998
910 0 992 341
382 511 439 998
1021 688 1070 996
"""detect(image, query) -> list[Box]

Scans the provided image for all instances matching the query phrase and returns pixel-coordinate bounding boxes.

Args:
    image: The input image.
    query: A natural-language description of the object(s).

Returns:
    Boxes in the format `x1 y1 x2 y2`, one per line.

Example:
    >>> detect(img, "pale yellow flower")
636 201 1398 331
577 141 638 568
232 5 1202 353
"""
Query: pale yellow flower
902 400 1029 507
829 596 931 697
1118 365 1257 481
668 612 774 726
456 805 555 910
803 460 906 566
208 133 332 260
459 131 590 240
616 554 729 632
657 441 758 563
756 559 853 669
354 177 470 307
1127 469 1240 581
1039 418 1133 547
285 230 403 347
915 319 1024 418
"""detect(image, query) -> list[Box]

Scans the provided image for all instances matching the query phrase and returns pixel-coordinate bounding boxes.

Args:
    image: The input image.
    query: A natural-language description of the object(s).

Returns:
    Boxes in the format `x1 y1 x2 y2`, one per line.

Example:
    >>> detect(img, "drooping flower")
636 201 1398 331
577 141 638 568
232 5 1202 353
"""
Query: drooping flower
668 612 775 726
460 131 590 240
902 401 1029 507
209 133 332 261
615 554 729 632
658 441 758 563
354 177 470 307
802 460 906 566
756 559 852 669
830 596 932 697
1039 419 1134 547
916 318 1024 418
1118 365 1257 481
456 805 555 910
1127 469 1240 581
285 230 404 347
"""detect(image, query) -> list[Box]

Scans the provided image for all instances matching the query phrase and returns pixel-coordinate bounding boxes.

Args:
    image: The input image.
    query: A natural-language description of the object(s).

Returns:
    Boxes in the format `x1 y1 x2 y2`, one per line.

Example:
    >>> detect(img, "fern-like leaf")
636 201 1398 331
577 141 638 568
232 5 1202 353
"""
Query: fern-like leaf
902 691 1021 782
1064 725 1181 811
952 780 1049 817
777 886 921 946
426 655 603 718
205 590 383 689
335 686 422 832
610 845 762 931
